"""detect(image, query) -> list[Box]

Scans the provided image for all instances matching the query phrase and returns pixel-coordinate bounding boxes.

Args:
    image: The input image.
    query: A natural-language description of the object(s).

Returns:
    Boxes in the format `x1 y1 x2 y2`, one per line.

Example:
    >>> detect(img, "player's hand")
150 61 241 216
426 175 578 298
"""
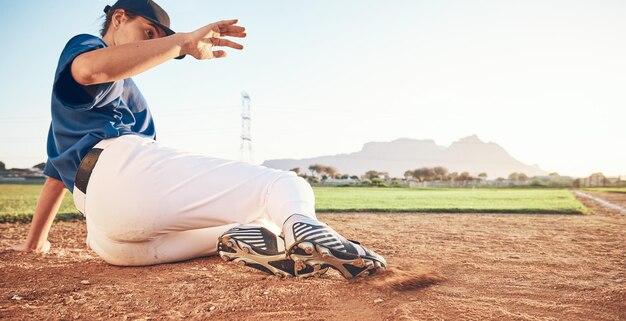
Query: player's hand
10 240 51 254
182 19 246 60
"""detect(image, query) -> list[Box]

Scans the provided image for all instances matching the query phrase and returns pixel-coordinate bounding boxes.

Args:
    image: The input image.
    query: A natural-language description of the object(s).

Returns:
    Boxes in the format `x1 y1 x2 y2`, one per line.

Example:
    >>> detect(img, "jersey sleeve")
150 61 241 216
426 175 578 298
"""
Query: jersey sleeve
53 34 124 112
42 159 63 181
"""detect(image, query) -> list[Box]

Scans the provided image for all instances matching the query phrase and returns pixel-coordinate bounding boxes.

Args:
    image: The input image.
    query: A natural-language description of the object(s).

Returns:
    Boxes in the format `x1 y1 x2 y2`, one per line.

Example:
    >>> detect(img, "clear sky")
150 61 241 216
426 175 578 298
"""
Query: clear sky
0 0 624 177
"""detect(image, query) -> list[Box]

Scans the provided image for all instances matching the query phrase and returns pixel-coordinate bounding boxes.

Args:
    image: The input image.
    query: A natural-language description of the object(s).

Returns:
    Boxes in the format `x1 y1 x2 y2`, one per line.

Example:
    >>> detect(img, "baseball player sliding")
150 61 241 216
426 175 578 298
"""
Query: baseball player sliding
13 0 386 279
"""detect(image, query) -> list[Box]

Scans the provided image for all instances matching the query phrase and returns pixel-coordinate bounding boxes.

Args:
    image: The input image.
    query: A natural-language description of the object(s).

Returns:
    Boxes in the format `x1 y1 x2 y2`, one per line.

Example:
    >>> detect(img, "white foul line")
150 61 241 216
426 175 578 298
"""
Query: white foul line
574 191 626 214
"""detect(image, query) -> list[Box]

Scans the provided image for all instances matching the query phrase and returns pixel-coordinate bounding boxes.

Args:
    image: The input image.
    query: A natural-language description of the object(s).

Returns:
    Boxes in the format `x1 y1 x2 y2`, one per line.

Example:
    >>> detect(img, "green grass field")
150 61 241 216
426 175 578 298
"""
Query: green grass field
583 187 626 194
0 184 587 223
315 187 586 214
0 184 81 223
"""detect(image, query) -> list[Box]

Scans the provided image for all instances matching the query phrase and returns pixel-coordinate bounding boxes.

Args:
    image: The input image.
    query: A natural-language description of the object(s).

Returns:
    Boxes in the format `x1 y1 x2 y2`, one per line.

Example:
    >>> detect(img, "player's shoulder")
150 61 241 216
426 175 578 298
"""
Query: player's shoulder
62 33 106 51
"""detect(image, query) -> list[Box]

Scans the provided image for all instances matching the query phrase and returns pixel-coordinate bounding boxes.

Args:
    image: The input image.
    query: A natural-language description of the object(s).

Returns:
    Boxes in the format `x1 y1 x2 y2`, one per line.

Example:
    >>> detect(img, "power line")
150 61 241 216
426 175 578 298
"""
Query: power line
239 92 253 163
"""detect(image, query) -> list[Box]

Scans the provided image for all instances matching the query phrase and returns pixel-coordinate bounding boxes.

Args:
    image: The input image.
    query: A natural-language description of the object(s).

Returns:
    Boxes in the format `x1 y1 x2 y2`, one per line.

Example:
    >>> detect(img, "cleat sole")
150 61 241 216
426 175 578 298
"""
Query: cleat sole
287 241 385 279
218 232 330 279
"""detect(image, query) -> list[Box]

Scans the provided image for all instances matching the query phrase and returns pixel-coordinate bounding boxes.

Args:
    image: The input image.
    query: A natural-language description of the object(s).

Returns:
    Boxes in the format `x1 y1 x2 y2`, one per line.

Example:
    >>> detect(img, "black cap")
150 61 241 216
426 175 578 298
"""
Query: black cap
104 0 185 59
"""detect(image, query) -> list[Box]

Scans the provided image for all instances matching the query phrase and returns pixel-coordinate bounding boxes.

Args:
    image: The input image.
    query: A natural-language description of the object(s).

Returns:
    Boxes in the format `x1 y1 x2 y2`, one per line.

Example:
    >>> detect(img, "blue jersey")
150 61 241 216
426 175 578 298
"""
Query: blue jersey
43 34 156 192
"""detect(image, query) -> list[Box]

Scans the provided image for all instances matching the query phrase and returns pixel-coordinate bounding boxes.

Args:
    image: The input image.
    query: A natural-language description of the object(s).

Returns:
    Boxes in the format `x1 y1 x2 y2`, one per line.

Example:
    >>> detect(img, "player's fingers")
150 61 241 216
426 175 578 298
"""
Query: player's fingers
213 50 227 58
210 37 244 50
219 25 245 34
221 32 246 38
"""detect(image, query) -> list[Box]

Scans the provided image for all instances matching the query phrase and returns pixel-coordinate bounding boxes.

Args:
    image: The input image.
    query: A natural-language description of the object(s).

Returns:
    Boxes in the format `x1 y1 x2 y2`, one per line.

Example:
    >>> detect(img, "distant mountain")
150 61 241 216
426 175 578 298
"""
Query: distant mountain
262 135 547 179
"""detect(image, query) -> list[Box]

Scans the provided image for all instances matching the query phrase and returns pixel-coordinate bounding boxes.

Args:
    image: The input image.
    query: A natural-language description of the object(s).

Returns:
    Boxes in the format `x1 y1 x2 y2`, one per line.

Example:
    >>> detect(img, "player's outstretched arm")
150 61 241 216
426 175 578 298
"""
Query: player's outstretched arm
11 177 67 253
72 19 246 86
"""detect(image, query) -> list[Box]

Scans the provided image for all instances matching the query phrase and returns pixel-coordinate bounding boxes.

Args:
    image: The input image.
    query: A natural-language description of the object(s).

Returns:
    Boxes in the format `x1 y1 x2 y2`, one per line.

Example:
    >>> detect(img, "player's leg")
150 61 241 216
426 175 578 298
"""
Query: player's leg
81 134 385 276
211 171 331 277
84 136 303 232
85 215 239 266
215 164 387 278
81 135 315 265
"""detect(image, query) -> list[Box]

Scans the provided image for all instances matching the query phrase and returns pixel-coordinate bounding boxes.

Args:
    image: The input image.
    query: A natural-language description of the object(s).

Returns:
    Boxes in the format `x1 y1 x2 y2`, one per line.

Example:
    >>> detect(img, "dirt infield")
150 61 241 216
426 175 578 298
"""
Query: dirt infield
590 191 626 208
1 193 624 320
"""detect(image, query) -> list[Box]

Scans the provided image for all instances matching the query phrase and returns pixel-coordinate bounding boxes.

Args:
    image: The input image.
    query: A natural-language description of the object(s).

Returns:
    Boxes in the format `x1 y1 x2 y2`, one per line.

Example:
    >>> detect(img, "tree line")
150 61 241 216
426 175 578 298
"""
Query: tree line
288 163 536 182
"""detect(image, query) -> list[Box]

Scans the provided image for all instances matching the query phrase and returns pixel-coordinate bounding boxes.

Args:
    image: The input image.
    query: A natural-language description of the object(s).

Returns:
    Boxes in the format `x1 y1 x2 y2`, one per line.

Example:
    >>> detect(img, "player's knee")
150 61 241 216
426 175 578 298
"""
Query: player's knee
271 171 314 199
289 173 315 200
294 174 313 193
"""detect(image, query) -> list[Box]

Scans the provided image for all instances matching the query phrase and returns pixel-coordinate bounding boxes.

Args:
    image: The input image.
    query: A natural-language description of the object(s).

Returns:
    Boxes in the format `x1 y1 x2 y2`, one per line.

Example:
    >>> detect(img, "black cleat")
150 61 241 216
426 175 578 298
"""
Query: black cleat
282 215 387 279
218 224 329 278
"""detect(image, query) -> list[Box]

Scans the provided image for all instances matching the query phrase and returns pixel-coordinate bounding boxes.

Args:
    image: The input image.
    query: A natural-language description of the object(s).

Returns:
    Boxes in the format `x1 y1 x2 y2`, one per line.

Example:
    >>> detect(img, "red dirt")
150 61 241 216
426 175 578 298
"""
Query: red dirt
588 191 626 208
1 193 624 320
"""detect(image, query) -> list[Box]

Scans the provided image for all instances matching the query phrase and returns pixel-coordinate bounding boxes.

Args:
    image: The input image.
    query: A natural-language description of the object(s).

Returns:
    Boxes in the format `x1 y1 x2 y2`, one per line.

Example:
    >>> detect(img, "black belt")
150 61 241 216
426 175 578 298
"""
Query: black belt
74 147 104 195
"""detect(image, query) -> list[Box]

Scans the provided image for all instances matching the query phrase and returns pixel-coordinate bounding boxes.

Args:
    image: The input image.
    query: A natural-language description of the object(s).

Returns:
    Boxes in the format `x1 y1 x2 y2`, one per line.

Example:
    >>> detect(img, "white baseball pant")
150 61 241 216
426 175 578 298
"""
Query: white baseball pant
72 134 317 266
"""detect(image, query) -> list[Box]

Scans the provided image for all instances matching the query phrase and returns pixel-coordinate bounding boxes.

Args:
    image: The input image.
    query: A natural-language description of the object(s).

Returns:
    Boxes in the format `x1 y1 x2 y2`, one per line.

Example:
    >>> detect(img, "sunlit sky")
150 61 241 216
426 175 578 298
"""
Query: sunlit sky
0 0 624 177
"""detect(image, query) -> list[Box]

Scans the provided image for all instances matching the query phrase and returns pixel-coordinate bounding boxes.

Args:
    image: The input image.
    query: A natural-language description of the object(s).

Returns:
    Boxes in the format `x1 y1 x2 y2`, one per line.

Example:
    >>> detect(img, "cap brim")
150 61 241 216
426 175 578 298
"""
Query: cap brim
145 17 186 60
